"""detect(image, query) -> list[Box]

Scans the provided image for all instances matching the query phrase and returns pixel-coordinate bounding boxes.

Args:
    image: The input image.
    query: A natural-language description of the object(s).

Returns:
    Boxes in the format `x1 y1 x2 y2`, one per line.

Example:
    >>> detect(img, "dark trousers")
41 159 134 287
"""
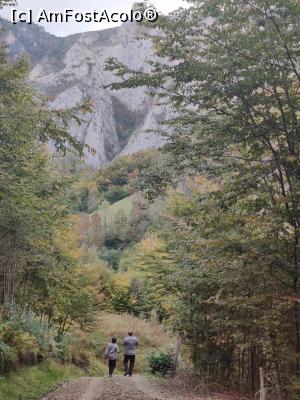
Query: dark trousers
109 359 116 375
124 354 135 376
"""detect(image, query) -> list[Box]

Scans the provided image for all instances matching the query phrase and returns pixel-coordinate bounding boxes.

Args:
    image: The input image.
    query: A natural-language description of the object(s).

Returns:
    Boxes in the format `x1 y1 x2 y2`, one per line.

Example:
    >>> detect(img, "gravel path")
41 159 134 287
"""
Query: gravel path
42 375 166 400
42 375 244 400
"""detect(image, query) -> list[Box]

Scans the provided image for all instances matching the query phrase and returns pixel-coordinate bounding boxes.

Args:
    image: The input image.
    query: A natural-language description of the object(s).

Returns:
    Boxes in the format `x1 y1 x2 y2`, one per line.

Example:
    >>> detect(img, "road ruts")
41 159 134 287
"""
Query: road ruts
43 375 164 400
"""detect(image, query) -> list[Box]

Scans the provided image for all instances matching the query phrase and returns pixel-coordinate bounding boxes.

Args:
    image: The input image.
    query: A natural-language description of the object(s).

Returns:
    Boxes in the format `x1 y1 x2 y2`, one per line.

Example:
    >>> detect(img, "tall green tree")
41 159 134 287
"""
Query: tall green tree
106 0 300 396
0 47 87 307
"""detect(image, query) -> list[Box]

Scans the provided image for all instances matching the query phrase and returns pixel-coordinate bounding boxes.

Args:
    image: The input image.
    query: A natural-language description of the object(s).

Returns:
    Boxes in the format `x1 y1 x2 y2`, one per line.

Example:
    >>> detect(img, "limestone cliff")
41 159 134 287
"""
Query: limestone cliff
0 18 165 167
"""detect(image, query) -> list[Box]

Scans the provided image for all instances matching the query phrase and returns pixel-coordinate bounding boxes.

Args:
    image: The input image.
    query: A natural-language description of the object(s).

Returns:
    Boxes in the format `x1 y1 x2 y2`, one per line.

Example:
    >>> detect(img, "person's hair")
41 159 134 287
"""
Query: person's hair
112 337 117 343
128 331 133 336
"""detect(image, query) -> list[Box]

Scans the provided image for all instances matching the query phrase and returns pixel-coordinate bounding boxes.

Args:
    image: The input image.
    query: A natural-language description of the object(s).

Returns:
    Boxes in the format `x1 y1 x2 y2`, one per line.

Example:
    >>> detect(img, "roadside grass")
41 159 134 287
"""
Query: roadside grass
0 361 84 400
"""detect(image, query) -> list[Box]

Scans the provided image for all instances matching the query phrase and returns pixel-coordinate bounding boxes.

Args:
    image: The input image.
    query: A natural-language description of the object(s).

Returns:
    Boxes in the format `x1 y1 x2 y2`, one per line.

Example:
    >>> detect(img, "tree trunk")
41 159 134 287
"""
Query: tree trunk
174 336 182 368
293 229 300 373
250 346 256 394
3 251 18 308
259 367 267 400
271 336 286 400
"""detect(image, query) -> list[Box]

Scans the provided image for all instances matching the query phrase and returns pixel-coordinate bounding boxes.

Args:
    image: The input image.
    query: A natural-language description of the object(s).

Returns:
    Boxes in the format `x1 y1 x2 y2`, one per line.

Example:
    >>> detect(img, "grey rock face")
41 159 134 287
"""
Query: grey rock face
0 18 165 167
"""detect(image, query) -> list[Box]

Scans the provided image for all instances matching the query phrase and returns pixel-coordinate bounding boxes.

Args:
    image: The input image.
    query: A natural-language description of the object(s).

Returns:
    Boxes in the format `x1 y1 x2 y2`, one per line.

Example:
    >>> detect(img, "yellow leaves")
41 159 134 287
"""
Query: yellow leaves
10 331 38 355
251 104 281 124
166 176 218 217
185 175 219 194
269 106 281 118
139 233 163 253
53 220 81 261
193 175 207 186
166 191 186 209
255 85 285 96
132 234 173 274
114 272 131 288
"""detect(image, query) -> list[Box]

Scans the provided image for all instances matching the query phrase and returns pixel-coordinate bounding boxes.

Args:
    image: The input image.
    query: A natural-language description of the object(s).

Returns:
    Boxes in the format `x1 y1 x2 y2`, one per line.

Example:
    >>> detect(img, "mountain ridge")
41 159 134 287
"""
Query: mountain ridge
0 17 165 167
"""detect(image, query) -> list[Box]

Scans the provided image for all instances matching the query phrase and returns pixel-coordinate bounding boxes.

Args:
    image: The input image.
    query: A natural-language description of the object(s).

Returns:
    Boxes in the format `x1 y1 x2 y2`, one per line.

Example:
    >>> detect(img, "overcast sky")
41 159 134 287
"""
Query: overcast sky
0 1 187 36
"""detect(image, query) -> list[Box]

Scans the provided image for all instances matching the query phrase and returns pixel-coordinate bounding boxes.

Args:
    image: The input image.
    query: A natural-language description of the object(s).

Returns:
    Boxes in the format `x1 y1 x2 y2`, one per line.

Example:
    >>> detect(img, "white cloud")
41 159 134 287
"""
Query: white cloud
0 0 187 36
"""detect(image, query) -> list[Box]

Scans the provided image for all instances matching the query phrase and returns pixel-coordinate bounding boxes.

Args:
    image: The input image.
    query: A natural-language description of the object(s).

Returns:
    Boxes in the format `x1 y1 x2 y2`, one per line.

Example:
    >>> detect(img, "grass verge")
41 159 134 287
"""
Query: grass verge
0 361 84 400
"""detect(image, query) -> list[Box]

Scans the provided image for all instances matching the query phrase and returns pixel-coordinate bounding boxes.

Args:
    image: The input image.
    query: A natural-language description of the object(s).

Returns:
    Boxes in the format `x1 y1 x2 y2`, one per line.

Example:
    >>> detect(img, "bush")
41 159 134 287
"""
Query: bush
0 309 59 374
5 310 57 360
71 351 90 371
99 248 122 270
148 350 175 376
0 341 18 374
18 311 54 348
55 332 97 372
9 331 39 365
0 309 104 376
104 186 129 204
52 335 72 364
67 336 86 367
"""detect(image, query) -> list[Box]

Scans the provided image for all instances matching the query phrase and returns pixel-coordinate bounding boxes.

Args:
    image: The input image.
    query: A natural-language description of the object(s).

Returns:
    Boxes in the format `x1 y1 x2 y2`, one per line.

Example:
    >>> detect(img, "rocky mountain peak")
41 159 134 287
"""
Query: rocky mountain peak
0 17 166 167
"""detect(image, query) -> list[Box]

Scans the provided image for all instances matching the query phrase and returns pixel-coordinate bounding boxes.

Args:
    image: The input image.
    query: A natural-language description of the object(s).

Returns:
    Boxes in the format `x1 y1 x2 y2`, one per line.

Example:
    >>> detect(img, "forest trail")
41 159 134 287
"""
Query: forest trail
42 375 167 400
42 375 242 400
41 374 228 400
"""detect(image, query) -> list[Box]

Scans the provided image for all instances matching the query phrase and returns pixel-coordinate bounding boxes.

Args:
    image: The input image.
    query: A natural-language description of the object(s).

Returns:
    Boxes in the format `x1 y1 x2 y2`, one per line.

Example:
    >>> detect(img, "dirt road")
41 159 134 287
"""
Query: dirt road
42 375 242 400
42 375 172 400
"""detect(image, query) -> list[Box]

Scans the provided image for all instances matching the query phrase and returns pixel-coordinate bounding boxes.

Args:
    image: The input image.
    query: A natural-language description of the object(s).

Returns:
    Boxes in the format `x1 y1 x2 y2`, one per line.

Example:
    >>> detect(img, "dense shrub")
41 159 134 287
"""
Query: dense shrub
104 186 129 204
9 331 39 365
0 310 101 375
53 333 97 371
11 311 56 357
55 334 91 368
53 335 72 364
71 351 90 371
148 350 175 376
0 341 18 374
99 248 123 270
0 310 59 374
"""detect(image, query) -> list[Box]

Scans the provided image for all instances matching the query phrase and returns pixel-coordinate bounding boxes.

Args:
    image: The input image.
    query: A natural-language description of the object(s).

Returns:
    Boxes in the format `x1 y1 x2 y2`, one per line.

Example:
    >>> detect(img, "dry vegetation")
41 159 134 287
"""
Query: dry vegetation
95 312 171 372
98 313 169 348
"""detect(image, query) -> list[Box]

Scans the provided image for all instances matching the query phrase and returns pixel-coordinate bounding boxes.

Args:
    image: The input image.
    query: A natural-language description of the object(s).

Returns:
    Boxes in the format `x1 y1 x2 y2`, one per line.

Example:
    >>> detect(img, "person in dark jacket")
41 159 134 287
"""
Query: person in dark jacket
105 337 119 377
123 331 138 376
